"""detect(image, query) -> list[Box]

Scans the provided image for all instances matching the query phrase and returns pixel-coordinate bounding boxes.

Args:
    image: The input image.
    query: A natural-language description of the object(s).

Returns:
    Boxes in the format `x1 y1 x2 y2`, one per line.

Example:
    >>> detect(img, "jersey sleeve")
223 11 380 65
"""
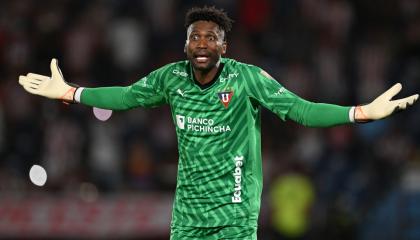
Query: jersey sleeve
244 65 351 126
244 65 299 120
80 67 168 110
125 68 168 108
287 98 352 127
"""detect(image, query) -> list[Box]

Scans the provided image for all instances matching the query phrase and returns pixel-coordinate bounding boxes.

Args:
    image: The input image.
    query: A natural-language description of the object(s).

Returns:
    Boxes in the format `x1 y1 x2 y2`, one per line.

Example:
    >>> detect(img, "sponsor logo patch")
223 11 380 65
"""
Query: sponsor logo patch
232 155 244 203
175 114 231 133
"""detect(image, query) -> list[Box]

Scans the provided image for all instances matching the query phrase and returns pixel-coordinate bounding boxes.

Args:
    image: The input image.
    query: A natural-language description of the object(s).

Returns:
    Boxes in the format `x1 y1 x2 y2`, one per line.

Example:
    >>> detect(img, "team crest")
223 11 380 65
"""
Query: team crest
217 91 234 108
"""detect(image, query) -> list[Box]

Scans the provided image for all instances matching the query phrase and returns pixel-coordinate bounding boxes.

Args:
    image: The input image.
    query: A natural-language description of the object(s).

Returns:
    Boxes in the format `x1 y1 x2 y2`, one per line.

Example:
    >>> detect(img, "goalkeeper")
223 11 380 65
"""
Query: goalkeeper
18 6 417 240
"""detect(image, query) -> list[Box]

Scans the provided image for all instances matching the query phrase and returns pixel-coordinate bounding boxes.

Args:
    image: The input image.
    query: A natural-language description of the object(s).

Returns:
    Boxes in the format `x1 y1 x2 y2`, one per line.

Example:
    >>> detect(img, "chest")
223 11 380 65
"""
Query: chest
168 78 248 136
169 79 238 114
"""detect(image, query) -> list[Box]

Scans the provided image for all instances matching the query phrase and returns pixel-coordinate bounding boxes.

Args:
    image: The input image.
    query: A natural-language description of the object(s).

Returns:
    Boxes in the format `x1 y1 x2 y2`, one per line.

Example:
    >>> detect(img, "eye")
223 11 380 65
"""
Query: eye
207 35 216 41
191 34 199 41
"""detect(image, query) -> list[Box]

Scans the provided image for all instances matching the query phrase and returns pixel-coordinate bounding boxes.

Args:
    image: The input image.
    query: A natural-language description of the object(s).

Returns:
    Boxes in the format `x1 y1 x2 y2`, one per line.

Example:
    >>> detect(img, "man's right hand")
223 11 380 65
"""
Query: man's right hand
19 58 77 103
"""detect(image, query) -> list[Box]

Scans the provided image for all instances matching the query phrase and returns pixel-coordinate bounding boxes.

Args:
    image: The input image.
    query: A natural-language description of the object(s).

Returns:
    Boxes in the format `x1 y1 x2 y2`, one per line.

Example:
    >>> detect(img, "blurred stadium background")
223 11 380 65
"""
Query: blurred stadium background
0 0 419 239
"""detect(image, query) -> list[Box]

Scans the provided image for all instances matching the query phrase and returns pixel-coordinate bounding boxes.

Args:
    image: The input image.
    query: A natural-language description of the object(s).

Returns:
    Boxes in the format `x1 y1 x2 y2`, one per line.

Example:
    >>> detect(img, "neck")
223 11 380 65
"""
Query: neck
193 61 220 85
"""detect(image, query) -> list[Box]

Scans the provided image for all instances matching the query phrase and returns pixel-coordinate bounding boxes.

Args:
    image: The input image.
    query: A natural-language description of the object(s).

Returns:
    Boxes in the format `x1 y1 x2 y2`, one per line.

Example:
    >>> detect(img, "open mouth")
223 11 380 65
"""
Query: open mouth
195 56 209 63
194 52 210 63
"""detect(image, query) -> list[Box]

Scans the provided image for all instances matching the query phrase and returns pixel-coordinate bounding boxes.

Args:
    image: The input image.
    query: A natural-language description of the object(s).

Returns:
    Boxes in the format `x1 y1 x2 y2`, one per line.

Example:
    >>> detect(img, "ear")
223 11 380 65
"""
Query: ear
184 40 188 53
221 42 227 55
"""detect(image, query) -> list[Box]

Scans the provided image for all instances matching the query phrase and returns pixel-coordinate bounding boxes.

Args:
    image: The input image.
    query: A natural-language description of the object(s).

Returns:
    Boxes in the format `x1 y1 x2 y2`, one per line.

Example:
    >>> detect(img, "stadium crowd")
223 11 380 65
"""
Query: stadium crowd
0 0 419 239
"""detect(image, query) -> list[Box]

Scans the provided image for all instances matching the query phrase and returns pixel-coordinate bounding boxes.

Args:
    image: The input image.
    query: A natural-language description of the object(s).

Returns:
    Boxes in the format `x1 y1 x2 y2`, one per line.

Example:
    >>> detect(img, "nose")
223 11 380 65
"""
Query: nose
197 37 208 48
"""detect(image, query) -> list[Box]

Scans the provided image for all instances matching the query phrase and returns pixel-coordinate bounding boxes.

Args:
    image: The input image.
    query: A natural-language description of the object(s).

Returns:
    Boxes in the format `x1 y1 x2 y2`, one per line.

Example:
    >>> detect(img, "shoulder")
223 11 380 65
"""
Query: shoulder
222 58 254 69
223 58 276 84
152 60 188 75
145 61 190 87
222 58 263 76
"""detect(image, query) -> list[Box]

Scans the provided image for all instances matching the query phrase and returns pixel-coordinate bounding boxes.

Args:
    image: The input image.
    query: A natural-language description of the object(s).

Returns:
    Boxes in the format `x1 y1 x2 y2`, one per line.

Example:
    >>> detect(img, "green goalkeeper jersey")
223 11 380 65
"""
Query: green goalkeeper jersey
80 58 351 229
165 58 283 228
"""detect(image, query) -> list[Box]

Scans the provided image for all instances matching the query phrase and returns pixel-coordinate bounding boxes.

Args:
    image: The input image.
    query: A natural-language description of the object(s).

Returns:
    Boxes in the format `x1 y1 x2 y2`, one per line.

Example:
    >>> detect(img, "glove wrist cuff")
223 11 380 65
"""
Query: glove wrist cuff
60 87 77 104
354 105 372 123
61 82 80 104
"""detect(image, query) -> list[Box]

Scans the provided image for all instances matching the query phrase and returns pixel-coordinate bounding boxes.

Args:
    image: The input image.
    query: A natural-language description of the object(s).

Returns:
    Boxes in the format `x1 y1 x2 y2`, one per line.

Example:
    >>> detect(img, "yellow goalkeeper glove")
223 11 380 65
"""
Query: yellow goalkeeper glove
18 58 78 103
354 83 418 123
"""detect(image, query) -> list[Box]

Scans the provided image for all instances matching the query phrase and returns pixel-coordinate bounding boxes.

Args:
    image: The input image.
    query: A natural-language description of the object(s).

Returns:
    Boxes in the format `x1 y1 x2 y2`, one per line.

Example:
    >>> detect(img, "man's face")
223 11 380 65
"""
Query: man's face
185 21 227 72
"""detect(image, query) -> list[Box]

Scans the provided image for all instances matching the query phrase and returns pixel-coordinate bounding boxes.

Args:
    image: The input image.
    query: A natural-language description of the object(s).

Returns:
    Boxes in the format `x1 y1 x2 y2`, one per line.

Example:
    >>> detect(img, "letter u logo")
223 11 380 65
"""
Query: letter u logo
221 93 229 102
217 91 234 108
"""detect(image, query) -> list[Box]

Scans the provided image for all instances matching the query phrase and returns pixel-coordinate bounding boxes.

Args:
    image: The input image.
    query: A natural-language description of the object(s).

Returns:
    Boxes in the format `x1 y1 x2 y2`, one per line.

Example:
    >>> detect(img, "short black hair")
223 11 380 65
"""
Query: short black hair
185 6 233 33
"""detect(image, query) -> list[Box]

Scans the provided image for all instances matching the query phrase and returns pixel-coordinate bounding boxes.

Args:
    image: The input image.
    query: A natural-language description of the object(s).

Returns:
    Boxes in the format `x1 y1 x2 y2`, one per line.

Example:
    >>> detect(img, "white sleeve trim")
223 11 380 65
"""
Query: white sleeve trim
74 87 85 103
349 106 355 123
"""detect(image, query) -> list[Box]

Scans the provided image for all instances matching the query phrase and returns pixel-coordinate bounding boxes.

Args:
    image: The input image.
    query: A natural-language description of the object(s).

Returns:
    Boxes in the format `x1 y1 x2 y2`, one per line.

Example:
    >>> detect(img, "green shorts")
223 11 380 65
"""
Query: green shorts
170 225 257 240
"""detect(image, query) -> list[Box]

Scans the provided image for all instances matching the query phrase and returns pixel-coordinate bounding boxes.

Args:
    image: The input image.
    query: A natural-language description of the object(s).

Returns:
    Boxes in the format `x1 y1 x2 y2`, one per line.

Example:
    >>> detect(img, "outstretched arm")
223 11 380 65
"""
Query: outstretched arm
18 58 167 110
287 83 418 127
18 58 135 110
244 66 418 127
